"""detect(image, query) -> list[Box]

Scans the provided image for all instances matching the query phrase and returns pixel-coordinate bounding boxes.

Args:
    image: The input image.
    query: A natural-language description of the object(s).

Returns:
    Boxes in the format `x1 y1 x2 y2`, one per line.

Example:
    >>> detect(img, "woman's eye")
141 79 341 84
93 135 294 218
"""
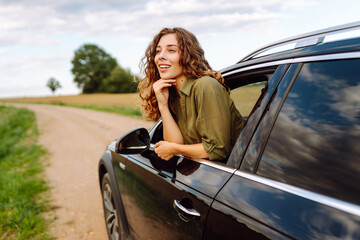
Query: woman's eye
169 49 176 53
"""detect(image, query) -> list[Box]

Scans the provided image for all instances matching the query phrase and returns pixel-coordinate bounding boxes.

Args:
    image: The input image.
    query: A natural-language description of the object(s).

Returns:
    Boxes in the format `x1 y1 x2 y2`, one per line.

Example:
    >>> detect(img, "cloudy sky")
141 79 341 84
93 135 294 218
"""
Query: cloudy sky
0 0 359 98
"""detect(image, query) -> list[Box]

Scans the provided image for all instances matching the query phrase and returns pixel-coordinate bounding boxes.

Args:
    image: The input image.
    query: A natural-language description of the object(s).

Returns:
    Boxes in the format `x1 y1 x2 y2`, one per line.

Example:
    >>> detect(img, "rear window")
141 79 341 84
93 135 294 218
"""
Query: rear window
257 59 360 205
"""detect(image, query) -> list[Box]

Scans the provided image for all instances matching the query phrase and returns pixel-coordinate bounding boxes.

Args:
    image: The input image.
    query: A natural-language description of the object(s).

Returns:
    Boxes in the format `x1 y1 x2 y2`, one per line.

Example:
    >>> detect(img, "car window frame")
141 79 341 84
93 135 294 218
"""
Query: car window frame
225 63 290 169
237 51 360 173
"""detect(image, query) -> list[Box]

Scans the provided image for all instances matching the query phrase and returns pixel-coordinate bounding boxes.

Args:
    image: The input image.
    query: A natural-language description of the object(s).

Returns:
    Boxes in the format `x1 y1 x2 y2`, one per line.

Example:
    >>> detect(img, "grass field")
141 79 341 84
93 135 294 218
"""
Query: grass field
0 93 143 117
0 83 264 118
0 93 141 108
0 106 52 240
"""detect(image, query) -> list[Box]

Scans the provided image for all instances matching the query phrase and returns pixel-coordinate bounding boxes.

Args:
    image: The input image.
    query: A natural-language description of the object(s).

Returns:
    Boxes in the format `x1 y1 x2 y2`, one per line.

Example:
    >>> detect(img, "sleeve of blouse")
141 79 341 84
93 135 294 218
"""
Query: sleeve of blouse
194 79 232 161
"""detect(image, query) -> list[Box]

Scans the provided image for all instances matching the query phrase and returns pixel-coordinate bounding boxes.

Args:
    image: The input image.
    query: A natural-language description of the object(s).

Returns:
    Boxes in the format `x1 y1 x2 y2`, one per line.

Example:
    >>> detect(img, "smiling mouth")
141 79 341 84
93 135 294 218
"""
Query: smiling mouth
159 64 170 70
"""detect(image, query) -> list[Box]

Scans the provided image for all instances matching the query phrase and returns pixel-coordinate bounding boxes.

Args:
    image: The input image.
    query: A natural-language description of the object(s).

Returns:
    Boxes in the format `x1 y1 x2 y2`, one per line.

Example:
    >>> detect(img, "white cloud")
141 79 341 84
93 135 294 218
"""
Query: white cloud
0 0 321 97
0 0 317 46
0 53 70 73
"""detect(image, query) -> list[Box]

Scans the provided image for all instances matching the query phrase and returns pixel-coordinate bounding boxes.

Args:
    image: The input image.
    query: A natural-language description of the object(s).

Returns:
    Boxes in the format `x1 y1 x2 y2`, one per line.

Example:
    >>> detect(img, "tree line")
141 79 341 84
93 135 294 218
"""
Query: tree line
47 44 138 94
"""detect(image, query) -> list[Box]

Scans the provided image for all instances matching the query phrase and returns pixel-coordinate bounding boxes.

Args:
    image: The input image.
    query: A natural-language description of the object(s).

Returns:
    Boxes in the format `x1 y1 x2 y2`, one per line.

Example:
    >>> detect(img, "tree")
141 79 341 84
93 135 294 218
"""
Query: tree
46 77 61 94
71 44 117 93
101 66 138 93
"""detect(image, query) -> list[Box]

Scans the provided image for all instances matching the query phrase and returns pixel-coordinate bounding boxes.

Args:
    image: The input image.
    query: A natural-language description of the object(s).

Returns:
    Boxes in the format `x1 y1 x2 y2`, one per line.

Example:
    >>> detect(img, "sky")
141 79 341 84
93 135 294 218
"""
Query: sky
0 0 359 98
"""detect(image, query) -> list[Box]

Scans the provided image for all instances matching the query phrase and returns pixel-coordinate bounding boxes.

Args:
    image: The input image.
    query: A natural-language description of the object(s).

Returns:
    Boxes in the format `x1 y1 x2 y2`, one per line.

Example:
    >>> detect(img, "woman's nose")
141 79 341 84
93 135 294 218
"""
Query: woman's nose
158 50 166 59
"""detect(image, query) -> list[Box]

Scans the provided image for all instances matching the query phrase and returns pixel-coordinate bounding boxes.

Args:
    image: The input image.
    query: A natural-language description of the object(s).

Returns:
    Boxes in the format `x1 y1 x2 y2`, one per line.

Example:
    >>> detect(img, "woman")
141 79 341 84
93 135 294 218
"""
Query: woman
139 27 244 161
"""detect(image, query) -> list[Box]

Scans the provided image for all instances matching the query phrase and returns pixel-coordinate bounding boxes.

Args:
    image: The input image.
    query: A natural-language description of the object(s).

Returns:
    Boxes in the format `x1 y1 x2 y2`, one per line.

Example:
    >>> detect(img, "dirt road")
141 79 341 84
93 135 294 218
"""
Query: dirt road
9 103 153 240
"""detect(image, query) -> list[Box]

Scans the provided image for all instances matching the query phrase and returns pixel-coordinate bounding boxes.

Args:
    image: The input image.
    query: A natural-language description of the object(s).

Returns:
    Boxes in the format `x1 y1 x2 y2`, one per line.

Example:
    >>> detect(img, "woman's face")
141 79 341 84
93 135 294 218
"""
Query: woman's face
154 34 186 81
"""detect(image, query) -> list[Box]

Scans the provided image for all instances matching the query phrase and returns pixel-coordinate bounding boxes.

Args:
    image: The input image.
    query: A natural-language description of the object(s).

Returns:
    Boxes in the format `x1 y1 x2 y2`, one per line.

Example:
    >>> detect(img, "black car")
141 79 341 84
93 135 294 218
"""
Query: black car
98 21 360 240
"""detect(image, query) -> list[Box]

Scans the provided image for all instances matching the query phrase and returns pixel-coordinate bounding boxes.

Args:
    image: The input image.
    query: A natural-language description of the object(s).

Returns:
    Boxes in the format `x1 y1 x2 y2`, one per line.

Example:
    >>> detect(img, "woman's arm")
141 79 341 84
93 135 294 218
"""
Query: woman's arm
153 79 184 144
154 141 209 160
159 105 184 144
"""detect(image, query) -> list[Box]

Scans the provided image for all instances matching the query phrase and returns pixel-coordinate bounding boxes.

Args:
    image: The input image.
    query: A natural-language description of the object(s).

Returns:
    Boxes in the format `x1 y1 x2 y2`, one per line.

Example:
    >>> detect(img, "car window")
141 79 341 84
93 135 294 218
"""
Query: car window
256 59 360 205
230 81 267 118
150 121 163 144
226 65 290 169
226 67 277 119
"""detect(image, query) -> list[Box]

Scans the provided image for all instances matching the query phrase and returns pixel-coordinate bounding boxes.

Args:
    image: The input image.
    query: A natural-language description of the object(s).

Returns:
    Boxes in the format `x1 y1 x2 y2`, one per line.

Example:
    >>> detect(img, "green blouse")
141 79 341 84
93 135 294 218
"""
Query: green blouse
174 76 245 161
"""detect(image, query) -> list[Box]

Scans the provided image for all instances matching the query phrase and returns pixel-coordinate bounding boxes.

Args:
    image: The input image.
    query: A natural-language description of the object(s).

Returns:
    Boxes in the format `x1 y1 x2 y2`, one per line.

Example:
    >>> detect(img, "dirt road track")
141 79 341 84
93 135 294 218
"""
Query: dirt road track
7 103 153 240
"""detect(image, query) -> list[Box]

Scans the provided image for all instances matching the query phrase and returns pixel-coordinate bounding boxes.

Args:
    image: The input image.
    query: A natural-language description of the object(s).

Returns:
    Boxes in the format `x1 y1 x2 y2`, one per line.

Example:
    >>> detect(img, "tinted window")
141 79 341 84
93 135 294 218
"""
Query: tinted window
257 59 360 205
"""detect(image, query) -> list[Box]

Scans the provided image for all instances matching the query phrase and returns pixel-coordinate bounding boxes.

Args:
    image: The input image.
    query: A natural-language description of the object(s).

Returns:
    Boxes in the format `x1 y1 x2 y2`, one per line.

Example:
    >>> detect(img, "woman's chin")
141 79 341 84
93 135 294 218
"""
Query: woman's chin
160 75 174 80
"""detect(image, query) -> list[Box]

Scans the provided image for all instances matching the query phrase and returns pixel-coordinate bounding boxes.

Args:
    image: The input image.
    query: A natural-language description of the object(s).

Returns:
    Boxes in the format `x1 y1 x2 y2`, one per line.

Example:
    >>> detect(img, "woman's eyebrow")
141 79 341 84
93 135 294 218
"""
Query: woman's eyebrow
157 44 178 48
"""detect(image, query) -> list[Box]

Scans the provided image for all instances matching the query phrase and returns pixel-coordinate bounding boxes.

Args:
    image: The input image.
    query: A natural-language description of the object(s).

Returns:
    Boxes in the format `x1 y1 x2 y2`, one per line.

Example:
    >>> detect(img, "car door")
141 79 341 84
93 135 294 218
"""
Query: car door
204 63 300 239
115 121 237 240
205 58 360 239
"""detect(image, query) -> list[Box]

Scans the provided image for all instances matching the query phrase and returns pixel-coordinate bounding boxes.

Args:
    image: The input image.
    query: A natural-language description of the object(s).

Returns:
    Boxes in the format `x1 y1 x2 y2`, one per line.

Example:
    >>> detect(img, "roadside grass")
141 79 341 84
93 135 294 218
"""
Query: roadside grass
0 93 140 108
48 102 143 117
0 106 52 240
0 93 143 118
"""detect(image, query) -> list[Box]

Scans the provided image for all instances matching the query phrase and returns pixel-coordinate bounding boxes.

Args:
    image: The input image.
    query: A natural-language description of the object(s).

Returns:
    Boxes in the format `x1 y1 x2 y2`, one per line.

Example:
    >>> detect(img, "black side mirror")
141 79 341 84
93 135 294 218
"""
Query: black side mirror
115 127 150 154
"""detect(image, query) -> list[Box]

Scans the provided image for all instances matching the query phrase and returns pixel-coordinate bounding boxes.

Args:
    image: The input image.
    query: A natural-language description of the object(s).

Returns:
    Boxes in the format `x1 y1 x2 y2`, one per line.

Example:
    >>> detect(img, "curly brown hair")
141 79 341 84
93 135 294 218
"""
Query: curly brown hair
138 27 228 121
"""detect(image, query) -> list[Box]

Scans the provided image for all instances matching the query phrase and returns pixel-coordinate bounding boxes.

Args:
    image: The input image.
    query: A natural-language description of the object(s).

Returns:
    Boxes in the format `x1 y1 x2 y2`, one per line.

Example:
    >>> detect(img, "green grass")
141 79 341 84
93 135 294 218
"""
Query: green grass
2 101 143 118
0 106 52 240
51 102 143 117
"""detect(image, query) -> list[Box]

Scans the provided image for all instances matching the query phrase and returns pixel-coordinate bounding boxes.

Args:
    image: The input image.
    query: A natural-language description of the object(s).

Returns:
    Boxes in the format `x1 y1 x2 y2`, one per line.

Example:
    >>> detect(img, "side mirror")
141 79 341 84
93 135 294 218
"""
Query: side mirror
115 127 150 154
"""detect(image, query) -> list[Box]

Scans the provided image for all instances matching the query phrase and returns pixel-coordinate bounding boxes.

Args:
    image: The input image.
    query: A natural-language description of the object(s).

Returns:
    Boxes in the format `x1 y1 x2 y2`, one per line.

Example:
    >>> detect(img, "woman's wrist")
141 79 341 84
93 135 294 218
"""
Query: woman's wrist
158 104 170 114
170 142 179 155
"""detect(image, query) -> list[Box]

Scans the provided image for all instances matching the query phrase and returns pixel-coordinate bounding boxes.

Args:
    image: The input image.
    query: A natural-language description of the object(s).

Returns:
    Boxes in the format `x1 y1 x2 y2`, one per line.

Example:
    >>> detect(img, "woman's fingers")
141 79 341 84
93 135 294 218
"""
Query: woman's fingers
153 79 177 106
154 141 174 161
158 79 177 84
153 79 176 88
154 83 172 91
153 80 175 92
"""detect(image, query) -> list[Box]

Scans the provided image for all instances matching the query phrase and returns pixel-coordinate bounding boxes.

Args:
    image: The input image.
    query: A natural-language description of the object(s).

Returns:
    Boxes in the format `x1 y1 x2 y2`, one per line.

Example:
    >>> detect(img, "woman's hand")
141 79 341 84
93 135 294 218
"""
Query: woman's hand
153 79 176 110
155 142 209 160
154 141 175 160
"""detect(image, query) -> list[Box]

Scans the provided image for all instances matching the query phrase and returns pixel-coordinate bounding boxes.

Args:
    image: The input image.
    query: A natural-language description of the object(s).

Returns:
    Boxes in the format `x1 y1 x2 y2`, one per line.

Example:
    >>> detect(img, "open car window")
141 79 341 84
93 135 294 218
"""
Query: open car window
150 121 163 144
226 67 277 119
230 81 267 118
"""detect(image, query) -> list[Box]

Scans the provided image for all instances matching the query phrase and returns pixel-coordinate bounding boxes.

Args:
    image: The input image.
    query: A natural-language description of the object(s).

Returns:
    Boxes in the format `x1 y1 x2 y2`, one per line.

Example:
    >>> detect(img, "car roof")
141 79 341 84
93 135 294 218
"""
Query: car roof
221 21 360 75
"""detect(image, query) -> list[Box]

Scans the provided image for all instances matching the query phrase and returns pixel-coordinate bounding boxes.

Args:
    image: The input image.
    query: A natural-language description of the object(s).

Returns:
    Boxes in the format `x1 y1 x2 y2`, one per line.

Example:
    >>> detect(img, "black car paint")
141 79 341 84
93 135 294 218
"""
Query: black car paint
114 144 238 239
207 171 360 239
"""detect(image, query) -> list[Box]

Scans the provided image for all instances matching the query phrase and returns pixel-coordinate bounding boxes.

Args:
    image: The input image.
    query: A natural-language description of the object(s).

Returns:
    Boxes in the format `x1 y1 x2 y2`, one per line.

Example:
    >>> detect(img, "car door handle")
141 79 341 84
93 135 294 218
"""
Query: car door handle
173 198 200 222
